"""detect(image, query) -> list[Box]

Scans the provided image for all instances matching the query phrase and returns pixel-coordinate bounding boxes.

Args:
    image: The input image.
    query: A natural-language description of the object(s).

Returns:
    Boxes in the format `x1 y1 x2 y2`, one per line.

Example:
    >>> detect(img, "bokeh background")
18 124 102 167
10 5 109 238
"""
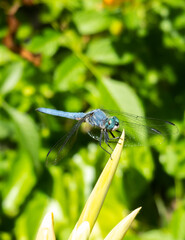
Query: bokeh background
0 0 185 239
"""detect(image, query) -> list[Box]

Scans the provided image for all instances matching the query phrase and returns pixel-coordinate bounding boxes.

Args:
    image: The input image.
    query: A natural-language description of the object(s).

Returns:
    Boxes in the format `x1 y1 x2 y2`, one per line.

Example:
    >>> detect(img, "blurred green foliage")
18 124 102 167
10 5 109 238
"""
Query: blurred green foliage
0 0 185 239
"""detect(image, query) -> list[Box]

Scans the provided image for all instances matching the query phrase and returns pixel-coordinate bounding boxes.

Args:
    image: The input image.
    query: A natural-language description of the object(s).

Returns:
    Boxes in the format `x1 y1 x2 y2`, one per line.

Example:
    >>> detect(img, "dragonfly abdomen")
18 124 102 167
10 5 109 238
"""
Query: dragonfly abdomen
36 108 86 120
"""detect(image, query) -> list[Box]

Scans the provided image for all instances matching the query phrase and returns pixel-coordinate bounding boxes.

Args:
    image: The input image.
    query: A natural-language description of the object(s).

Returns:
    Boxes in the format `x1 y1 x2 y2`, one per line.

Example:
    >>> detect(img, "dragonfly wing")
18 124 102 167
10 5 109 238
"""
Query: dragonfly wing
102 109 178 146
46 117 85 166
88 128 101 141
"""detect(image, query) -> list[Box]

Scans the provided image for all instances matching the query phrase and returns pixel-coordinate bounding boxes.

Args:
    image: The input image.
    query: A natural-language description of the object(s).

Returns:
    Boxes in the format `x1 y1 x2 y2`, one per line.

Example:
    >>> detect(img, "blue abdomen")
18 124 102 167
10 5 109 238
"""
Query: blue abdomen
36 108 86 120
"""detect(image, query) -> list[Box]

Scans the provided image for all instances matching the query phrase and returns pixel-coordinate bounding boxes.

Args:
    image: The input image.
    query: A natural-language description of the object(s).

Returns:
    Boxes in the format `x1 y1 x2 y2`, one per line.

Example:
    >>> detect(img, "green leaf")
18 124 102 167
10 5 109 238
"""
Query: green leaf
87 38 134 65
124 147 154 181
0 62 24 95
170 206 185 240
160 140 185 179
2 151 36 216
54 54 86 91
0 45 18 66
97 77 147 145
73 10 113 35
140 230 174 240
174 13 185 30
25 29 62 57
3 102 40 168
122 167 148 202
163 0 185 8
123 8 143 30
39 0 65 22
16 24 32 40
15 191 51 239
99 77 144 116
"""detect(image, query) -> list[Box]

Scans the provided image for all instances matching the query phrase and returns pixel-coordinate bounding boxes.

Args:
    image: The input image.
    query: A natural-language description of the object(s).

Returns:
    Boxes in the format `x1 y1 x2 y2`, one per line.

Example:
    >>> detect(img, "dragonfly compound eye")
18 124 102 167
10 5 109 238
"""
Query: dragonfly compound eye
111 116 119 131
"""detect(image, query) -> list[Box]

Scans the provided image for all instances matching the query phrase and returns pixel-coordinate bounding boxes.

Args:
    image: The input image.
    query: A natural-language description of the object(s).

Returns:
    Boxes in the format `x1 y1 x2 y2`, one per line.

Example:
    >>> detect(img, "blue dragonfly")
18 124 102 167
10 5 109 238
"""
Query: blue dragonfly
36 108 177 165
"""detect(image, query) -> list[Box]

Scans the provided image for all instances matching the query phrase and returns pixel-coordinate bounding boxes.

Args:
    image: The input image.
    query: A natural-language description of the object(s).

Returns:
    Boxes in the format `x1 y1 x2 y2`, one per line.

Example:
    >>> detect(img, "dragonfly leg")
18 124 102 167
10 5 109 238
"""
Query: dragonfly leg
116 130 121 133
109 131 120 140
106 131 120 143
104 131 113 151
99 130 111 155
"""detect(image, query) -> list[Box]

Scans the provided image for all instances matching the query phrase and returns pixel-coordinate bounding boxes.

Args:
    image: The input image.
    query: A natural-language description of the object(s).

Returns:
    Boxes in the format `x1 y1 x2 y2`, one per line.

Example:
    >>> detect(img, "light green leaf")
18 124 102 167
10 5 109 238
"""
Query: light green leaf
124 147 154 181
140 230 174 240
25 29 62 57
0 62 24 95
73 10 113 35
160 140 185 179
174 13 185 29
99 77 144 116
0 119 13 139
3 102 40 167
163 0 185 8
0 45 18 66
104 207 141 240
54 54 86 91
15 191 51 239
170 206 185 240
16 24 32 40
39 0 65 22
2 151 36 216
87 38 134 65
98 77 146 145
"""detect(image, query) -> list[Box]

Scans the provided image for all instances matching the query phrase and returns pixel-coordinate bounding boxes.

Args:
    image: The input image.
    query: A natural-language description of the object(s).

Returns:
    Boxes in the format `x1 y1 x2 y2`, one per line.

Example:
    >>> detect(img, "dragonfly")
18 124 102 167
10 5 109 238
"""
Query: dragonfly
36 108 177 165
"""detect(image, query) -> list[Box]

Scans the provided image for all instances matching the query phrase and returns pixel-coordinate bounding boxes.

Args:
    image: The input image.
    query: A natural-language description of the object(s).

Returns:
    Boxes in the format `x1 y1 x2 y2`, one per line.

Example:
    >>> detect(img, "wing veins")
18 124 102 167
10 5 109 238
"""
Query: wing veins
46 115 90 165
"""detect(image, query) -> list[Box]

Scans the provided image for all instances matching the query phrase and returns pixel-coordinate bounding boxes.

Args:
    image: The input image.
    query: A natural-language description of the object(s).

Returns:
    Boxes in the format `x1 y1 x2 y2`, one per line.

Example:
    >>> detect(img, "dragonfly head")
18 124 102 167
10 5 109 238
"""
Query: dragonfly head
105 116 119 131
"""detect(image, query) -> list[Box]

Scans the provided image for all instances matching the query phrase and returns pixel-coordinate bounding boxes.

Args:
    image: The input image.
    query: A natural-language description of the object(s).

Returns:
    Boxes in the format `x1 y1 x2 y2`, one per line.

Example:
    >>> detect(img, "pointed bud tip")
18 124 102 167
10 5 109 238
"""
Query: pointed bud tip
36 212 55 240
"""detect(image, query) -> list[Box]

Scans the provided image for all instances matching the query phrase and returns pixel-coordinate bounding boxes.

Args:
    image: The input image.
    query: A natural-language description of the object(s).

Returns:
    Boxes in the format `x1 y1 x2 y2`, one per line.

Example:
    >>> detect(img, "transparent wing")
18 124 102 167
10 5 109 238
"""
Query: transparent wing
102 109 178 147
88 127 101 141
46 118 85 166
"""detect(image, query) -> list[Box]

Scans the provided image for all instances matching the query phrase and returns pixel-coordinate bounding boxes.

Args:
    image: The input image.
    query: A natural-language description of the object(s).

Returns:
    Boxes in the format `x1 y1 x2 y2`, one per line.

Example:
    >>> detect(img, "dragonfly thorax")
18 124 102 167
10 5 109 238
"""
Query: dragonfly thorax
105 116 119 131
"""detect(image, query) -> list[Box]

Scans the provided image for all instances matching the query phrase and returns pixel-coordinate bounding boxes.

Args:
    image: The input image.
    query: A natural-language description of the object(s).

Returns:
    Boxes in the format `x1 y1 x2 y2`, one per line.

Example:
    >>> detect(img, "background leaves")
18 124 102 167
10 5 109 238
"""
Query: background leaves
0 0 184 239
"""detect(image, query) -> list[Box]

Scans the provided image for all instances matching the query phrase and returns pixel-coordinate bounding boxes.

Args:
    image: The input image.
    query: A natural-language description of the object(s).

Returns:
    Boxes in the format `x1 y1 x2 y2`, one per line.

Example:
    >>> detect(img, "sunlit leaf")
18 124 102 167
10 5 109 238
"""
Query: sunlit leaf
15 191 52 239
69 130 125 239
73 10 113 35
87 38 134 65
160 141 185 178
0 62 24 95
99 77 144 116
104 207 141 240
25 29 62 57
0 0 184 239
2 151 36 216
54 54 86 91
0 45 18 65
170 206 185 240
3 102 40 168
